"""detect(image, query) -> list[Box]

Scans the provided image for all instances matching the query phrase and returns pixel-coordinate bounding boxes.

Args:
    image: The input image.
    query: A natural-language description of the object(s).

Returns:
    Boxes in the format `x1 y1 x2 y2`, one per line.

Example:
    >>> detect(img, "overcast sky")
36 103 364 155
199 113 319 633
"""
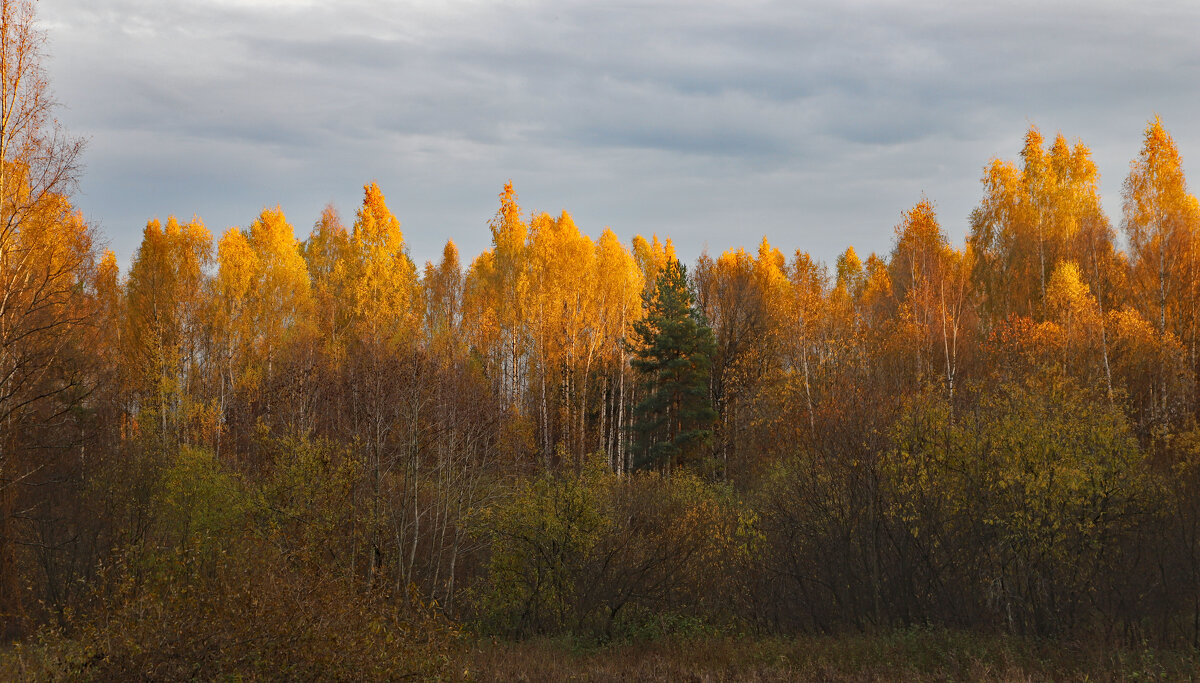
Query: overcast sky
36 0 1200 270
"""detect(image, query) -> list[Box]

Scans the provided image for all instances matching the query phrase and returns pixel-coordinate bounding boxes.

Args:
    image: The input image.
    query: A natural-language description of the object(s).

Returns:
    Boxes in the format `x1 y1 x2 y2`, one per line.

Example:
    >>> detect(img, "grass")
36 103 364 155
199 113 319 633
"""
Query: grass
453 628 1200 682
6 625 1199 680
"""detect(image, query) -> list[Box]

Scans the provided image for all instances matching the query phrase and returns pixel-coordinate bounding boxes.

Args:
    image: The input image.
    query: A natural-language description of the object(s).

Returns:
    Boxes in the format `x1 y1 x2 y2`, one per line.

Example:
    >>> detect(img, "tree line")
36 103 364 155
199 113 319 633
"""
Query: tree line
7 0 1200 672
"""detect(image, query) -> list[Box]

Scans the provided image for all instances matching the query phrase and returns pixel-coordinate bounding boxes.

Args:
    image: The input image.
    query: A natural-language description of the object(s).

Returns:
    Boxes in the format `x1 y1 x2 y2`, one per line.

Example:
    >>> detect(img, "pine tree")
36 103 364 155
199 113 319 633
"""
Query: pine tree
629 257 716 472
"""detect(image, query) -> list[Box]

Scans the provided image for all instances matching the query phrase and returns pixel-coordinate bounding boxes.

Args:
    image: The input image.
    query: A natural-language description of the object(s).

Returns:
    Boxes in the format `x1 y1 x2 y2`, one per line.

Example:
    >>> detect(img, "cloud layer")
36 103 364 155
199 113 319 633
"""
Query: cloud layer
38 0 1200 268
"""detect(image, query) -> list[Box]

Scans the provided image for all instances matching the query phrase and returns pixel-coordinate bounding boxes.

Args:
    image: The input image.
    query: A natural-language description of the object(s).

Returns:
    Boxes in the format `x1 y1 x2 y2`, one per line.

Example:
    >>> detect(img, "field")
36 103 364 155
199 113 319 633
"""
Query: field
457 632 1198 682
6 628 1198 681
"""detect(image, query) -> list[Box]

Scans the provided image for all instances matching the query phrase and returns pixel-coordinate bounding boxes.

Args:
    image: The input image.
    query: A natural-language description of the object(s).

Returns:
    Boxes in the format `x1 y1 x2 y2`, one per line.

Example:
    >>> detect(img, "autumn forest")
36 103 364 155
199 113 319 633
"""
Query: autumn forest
6 1 1200 679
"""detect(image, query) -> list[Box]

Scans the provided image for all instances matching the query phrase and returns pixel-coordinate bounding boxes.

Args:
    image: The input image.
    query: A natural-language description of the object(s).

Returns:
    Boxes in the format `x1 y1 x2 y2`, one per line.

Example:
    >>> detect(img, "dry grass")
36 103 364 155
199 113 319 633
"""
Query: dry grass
7 624 1199 680
454 630 1200 682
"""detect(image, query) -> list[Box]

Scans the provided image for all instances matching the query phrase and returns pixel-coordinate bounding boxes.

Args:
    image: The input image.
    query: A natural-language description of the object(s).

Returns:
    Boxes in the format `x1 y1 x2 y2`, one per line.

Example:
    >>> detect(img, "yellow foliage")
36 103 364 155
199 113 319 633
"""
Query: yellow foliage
347 182 418 345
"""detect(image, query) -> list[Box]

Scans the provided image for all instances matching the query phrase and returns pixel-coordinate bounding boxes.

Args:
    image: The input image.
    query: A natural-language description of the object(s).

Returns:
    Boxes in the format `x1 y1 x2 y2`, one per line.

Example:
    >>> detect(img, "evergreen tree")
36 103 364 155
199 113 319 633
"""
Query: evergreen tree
630 258 717 472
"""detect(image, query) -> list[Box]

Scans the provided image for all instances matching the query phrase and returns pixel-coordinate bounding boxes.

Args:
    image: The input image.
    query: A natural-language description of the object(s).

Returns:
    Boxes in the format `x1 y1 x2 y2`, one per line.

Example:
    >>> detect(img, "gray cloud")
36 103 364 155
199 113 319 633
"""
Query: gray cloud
36 0 1200 270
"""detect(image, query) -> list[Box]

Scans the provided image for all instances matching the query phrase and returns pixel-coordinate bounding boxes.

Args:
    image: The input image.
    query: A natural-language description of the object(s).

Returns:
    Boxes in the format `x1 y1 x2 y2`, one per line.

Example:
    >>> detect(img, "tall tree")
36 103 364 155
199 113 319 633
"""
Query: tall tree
630 258 716 473
1122 116 1200 419
890 198 973 400
347 182 418 347
124 216 213 443
0 0 94 638
526 210 596 464
463 181 530 409
970 127 1112 320
422 239 463 352
210 206 313 449
302 204 353 360
1123 118 1200 339
592 229 643 473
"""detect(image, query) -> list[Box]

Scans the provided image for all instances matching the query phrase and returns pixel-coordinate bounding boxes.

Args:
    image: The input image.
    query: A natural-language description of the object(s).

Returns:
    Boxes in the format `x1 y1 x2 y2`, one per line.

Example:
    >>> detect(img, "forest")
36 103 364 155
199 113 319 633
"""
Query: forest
5 1 1200 680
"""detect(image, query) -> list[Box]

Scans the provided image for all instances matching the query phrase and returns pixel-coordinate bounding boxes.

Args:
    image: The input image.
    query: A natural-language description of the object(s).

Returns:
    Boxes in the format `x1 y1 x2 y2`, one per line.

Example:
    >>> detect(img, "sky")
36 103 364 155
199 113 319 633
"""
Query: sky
36 0 1200 271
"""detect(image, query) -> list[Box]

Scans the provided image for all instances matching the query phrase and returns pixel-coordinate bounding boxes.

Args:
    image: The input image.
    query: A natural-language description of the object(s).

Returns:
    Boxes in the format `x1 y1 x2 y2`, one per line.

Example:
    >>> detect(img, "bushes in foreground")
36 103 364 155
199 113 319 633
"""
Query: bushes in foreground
472 373 1200 645
470 457 752 639
1 443 456 681
4 540 454 681
6 372 1200 678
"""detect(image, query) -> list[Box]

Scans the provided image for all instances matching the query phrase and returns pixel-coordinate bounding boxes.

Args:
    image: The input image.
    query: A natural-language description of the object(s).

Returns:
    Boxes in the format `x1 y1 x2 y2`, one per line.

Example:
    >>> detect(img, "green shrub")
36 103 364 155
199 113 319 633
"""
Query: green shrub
472 456 750 639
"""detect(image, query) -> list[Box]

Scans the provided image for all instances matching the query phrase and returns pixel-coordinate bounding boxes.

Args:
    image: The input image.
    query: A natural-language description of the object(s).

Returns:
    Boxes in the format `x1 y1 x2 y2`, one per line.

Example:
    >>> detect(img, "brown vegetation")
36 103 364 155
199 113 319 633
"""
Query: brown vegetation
4 0 1200 677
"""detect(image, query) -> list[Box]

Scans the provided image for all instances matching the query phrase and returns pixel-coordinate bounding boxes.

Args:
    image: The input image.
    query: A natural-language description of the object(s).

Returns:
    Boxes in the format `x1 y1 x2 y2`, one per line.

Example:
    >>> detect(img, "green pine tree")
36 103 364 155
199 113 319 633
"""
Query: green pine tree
629 258 717 472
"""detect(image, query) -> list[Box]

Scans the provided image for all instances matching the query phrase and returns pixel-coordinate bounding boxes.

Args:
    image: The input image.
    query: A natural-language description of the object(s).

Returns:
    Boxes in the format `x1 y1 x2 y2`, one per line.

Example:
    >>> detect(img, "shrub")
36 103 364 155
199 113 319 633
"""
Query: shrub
472 456 749 639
